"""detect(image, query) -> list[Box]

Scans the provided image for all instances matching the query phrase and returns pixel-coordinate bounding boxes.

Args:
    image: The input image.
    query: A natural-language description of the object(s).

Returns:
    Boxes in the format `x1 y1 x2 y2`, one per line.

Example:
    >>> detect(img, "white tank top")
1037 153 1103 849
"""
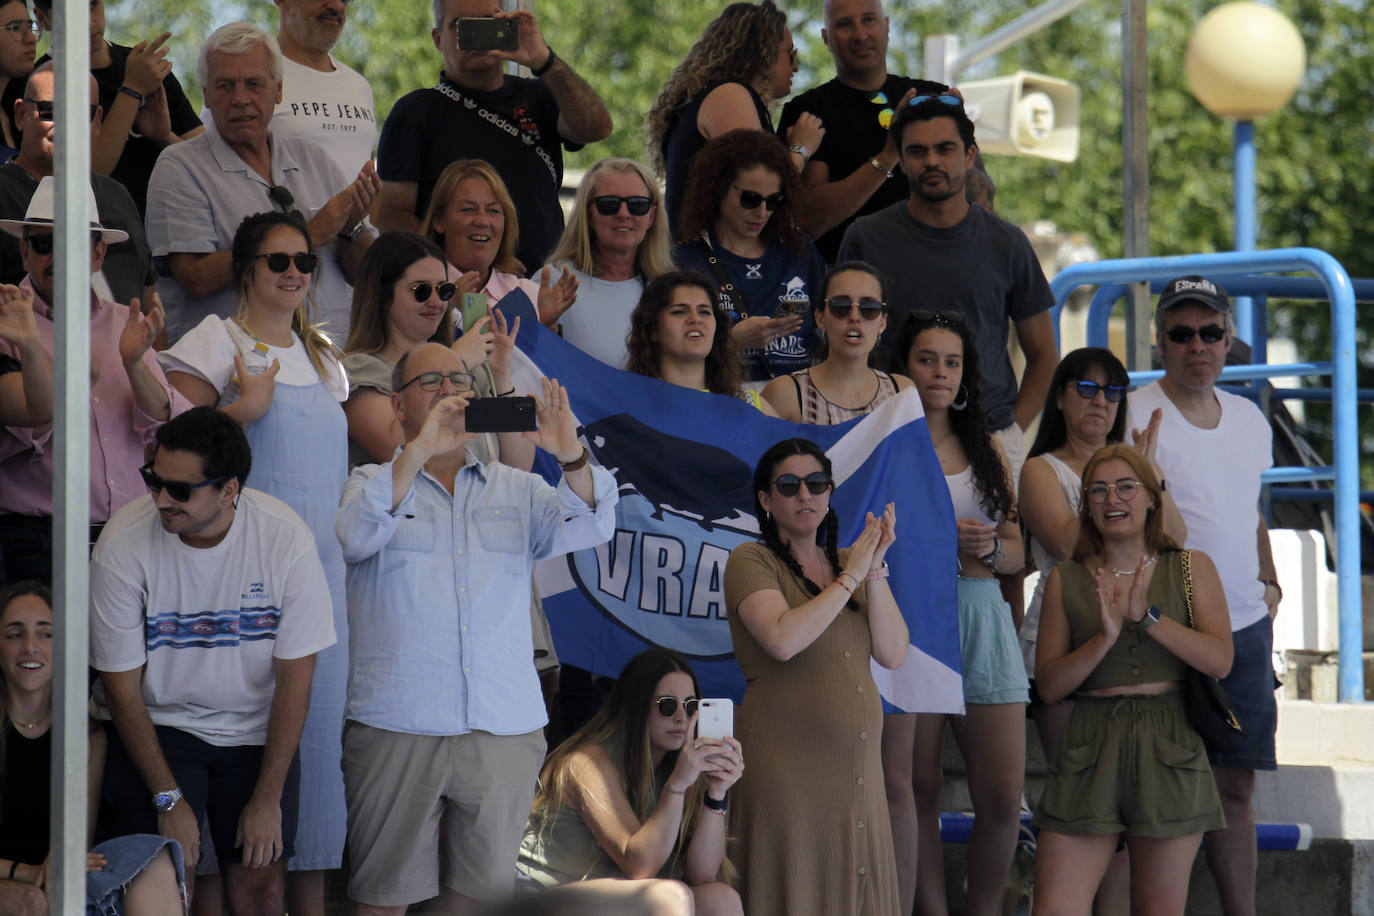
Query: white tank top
944 465 997 527
1019 452 1083 673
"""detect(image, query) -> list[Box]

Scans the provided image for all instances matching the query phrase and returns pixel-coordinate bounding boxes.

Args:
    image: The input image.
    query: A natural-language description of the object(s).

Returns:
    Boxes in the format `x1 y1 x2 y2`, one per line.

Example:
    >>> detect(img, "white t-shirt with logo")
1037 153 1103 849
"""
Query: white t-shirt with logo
90 490 337 746
1127 380 1272 631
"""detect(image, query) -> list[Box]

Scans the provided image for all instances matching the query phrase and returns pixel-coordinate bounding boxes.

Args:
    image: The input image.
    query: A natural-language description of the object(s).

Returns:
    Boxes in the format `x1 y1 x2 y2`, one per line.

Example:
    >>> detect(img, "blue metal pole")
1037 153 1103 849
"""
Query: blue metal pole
1233 121 1256 346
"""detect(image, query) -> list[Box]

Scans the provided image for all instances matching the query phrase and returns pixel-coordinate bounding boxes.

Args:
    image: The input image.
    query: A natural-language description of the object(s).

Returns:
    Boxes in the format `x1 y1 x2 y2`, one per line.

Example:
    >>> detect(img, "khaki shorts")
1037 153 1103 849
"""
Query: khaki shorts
1032 690 1226 839
342 721 546 906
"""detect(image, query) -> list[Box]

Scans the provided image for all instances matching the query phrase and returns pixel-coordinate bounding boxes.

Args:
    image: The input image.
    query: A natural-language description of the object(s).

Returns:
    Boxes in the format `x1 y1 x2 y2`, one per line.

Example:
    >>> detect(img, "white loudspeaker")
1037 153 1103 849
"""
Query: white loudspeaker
957 71 1080 162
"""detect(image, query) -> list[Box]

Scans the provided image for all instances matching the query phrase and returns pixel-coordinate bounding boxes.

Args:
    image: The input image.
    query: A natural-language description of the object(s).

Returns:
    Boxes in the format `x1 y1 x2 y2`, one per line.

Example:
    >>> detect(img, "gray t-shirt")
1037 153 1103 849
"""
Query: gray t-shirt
838 202 1053 430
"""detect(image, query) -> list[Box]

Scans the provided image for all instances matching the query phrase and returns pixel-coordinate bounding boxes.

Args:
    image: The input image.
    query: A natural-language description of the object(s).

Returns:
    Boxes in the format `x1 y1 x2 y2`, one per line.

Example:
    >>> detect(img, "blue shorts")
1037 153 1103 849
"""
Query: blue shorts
957 576 1030 705
1208 616 1279 772
87 834 186 916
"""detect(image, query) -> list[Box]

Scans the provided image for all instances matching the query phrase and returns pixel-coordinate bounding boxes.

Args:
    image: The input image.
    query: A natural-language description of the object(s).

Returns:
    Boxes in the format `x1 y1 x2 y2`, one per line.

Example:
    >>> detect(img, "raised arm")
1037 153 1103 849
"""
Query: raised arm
1019 455 1081 563
493 10 612 145
1139 550 1233 678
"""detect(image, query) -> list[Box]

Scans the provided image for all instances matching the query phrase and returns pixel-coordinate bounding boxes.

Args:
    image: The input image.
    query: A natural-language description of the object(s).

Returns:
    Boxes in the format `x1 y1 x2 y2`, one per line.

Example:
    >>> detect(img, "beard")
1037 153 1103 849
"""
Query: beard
908 169 966 203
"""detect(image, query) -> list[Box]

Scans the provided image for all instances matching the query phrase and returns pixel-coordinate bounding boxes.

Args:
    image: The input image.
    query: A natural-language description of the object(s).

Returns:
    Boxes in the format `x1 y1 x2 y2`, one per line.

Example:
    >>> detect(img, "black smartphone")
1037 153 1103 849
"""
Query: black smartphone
465 396 536 433
457 17 519 51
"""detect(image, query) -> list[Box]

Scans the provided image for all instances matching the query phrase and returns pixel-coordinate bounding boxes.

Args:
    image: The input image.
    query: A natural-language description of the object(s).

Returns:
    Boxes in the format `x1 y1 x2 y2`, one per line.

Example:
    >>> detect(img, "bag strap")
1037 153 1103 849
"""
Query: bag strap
1181 549 1195 629
694 236 754 318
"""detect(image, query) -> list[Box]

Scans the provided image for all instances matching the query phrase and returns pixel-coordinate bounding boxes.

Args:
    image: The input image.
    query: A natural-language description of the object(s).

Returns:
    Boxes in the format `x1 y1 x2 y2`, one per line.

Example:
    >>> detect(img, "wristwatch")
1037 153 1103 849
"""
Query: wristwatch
1139 604 1162 631
152 786 183 813
788 144 809 161
337 220 366 243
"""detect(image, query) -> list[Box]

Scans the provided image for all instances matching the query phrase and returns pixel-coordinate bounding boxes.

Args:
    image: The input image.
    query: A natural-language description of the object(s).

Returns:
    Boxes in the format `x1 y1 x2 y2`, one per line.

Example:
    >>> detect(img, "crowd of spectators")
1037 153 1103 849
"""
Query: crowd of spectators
0 1 1283 914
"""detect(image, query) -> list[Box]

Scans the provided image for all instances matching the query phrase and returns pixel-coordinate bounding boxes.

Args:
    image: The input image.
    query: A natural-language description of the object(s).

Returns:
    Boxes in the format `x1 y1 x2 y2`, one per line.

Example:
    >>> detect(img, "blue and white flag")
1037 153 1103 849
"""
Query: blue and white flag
498 291 962 714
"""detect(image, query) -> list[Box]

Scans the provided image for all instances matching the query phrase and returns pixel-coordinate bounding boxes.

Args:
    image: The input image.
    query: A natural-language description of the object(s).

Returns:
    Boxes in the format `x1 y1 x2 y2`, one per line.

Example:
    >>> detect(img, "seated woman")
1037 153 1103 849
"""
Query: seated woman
544 158 675 369
422 158 577 331
761 261 913 423
516 648 744 916
626 269 777 416
0 581 184 916
673 130 825 387
1032 445 1231 916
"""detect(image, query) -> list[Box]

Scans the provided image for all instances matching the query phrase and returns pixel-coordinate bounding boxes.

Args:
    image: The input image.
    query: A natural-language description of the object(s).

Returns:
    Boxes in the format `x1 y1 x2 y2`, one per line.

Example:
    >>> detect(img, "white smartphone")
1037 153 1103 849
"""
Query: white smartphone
696 698 733 740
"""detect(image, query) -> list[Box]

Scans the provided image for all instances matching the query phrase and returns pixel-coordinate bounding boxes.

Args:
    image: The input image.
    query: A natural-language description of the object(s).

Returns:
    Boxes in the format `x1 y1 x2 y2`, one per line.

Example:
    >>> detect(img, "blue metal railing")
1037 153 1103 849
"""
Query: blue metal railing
1049 249 1363 703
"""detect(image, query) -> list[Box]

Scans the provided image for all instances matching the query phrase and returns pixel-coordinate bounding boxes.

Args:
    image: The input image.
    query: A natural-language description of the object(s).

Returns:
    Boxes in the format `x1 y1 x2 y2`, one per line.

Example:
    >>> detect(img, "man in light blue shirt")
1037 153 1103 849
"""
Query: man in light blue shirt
335 342 616 914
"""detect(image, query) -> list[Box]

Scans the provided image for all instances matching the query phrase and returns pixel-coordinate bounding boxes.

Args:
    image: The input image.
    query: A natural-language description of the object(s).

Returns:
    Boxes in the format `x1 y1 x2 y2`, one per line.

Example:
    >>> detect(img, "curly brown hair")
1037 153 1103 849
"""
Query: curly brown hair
677 128 807 252
645 0 787 174
626 269 745 399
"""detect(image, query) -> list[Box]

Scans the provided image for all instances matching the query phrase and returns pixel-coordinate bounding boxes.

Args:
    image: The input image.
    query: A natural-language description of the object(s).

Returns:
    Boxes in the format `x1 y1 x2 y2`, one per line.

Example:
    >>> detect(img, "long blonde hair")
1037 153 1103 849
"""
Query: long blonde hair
422 159 525 277
544 158 675 281
231 210 342 380
645 0 786 174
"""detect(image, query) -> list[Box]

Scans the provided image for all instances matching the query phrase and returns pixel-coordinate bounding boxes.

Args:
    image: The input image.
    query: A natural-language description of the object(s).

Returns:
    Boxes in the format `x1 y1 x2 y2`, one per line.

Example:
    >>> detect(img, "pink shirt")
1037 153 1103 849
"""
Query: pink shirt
449 262 543 330
0 280 192 521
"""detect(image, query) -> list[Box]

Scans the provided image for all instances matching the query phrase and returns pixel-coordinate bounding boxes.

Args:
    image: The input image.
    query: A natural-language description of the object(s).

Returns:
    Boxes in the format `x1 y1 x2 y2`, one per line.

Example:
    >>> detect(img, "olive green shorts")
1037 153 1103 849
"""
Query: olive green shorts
1032 690 1226 839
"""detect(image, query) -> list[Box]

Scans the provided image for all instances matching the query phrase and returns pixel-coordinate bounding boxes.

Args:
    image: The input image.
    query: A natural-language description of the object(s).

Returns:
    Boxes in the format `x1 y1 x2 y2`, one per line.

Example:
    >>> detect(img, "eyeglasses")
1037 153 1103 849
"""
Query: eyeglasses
910 308 964 329
24 99 98 123
1071 380 1125 402
1164 323 1226 345
771 471 832 497
140 464 230 502
255 252 319 274
592 195 652 216
396 369 476 393
908 93 965 109
23 233 100 256
1085 478 1142 504
408 281 458 302
736 187 784 211
0 20 39 40
825 296 886 320
654 696 699 718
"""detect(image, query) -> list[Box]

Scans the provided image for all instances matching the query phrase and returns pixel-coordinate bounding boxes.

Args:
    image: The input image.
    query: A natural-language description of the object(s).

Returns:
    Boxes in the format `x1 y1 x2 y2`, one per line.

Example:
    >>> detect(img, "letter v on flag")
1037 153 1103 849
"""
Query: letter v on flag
494 289 963 713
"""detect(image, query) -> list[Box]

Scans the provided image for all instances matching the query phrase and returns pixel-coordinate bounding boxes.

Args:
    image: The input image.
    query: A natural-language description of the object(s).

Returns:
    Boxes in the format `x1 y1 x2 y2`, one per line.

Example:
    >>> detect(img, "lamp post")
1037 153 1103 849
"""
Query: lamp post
1184 2 1305 357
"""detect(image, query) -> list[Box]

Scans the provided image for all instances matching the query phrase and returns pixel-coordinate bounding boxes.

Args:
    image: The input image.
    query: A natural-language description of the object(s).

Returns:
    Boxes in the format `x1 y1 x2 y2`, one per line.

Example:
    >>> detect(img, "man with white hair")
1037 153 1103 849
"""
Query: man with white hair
145 22 379 344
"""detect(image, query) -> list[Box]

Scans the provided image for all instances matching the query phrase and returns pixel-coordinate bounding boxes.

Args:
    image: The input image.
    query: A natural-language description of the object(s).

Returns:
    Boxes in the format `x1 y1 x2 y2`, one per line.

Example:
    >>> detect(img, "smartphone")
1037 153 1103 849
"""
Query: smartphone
459 292 489 334
457 17 519 51
696 698 733 740
775 296 810 319
465 396 536 433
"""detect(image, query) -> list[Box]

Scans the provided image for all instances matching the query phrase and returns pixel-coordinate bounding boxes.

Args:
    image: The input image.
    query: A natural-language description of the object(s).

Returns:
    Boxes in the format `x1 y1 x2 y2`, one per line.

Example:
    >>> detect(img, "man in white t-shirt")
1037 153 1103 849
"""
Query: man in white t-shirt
271 0 377 180
1126 275 1280 916
90 406 336 912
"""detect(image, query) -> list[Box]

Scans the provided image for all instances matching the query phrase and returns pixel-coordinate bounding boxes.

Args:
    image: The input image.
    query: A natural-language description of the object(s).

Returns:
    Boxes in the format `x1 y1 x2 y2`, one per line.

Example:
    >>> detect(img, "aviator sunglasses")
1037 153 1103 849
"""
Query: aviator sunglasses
592 195 652 216
771 471 833 497
654 696 699 717
140 464 230 502
736 188 785 211
408 281 458 302
255 252 319 274
1071 380 1125 402
1164 323 1226 345
825 296 886 320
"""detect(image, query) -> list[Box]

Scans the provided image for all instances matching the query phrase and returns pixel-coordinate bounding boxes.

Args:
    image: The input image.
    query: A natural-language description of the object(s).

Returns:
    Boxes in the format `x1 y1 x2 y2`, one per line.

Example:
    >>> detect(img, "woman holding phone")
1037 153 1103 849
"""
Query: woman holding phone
724 438 907 915
516 648 743 915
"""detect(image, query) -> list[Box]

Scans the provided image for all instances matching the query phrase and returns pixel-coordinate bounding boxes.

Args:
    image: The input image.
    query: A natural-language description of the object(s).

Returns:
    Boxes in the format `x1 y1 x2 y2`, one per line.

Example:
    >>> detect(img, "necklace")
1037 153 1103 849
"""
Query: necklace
1109 554 1157 578
11 711 49 730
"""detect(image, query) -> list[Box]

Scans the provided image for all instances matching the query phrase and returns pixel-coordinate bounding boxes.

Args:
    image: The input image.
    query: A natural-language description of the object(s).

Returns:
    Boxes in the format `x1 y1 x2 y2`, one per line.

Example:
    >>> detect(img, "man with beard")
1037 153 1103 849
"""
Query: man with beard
777 0 947 261
838 95 1057 471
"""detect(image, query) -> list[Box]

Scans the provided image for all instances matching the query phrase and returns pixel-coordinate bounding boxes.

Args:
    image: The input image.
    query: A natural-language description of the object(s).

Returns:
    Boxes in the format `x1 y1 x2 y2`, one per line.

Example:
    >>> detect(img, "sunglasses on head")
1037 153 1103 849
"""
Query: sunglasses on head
654 696 699 718
140 464 230 502
771 471 833 497
736 188 784 211
25 99 98 122
825 296 886 320
592 195 652 216
911 308 964 329
1071 380 1125 402
408 281 457 302
24 233 99 256
397 369 476 393
908 93 964 109
1164 323 1226 345
255 252 318 274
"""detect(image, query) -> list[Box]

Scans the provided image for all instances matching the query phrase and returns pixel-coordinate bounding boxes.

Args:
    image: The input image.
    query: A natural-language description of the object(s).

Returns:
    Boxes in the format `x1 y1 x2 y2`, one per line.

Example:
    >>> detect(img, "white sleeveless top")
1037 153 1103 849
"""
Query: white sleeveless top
944 465 997 528
1018 452 1082 674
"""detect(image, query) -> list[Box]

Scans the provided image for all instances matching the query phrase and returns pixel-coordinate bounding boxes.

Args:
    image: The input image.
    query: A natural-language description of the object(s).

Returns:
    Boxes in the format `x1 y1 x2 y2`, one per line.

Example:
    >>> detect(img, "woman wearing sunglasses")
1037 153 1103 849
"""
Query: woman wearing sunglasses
516 648 743 914
761 261 913 423
0 581 186 916
543 158 675 369
674 130 825 388
159 209 351 902
1032 445 1229 916
423 159 578 332
723 438 906 915
885 310 1025 916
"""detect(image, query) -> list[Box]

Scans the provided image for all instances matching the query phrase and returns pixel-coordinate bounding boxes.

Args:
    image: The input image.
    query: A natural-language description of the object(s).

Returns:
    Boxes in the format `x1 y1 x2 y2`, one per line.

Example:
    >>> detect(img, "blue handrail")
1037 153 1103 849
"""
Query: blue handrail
1049 249 1363 703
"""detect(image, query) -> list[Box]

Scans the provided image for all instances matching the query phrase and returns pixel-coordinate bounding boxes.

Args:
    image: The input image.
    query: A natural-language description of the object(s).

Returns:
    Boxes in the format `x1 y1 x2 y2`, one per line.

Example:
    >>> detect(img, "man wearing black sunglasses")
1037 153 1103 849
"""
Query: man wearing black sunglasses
0 175 190 585
0 64 155 306
1126 275 1280 916
91 406 336 912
